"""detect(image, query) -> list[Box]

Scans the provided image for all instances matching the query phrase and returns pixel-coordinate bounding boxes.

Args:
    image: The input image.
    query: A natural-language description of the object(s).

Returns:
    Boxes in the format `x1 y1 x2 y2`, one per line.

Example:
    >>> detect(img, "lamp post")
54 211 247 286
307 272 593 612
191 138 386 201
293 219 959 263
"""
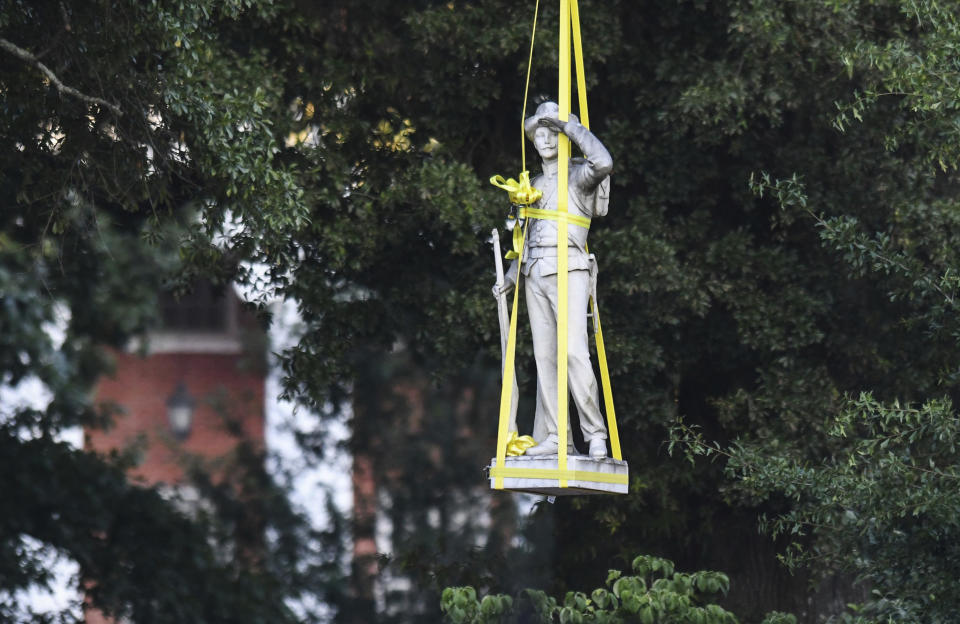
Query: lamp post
166 381 195 440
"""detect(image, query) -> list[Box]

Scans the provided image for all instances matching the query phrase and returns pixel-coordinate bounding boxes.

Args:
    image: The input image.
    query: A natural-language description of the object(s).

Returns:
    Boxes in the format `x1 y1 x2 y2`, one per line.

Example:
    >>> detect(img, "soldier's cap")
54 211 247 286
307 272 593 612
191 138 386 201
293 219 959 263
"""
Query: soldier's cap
525 101 579 143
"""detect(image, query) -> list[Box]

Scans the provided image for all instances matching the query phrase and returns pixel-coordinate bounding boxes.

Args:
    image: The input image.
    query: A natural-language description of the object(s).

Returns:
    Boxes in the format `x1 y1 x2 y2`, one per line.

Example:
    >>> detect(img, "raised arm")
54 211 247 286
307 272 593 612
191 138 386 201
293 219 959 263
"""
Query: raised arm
564 117 612 191
538 115 613 192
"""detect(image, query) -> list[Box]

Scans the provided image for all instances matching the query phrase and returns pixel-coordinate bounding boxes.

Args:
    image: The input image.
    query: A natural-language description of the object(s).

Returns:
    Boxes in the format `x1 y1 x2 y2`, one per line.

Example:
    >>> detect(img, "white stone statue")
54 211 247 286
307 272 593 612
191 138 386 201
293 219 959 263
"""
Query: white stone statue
496 100 613 459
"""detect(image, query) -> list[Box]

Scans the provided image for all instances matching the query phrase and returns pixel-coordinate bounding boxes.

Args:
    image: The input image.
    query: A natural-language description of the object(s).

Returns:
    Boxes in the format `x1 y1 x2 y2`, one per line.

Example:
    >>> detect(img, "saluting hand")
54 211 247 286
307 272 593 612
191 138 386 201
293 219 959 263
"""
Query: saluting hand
538 112 579 134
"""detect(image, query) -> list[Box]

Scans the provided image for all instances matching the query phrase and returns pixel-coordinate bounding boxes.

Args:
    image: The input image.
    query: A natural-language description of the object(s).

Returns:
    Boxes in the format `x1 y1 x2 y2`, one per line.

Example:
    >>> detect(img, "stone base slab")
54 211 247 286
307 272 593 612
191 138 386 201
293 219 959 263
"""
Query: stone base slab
488 454 628 495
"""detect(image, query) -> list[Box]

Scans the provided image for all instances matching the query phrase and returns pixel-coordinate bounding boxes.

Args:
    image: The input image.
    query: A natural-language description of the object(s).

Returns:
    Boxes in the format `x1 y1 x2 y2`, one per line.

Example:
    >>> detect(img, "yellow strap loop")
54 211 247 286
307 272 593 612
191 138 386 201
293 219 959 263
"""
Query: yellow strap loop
489 171 543 205
569 0 621 461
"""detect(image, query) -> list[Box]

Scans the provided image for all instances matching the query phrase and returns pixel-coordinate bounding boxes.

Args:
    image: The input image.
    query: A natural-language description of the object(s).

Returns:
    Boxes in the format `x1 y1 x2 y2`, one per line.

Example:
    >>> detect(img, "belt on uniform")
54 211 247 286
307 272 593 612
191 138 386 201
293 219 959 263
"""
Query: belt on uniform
526 245 586 259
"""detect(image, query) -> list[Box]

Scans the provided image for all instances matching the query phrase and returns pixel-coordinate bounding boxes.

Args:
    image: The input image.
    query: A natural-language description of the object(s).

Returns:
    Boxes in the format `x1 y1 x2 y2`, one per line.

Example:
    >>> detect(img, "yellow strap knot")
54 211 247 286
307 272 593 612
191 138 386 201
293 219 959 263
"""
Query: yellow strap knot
505 431 537 456
490 171 543 206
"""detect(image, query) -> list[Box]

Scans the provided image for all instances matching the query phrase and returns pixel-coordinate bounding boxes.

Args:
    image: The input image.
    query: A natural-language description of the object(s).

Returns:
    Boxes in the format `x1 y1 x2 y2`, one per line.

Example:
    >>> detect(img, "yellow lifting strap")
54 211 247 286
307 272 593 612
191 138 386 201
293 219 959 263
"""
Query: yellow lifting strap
493 0 622 490
520 206 591 229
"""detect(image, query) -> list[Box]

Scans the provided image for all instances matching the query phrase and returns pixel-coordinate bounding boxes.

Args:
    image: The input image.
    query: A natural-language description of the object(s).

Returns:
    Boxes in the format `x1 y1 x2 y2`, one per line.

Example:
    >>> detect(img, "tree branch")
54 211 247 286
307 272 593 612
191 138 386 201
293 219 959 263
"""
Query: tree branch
0 36 122 117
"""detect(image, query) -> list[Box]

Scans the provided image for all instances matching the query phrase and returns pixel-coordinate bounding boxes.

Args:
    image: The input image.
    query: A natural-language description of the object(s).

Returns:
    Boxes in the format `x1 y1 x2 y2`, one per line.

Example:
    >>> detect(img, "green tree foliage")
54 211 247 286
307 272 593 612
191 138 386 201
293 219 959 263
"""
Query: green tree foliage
1 1 339 621
675 393 960 623
439 555 791 624
668 3 960 620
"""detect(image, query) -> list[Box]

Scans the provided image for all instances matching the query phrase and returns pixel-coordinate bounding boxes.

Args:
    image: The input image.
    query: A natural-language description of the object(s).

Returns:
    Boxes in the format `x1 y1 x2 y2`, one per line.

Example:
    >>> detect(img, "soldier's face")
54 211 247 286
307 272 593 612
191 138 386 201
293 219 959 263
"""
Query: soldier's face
534 127 558 160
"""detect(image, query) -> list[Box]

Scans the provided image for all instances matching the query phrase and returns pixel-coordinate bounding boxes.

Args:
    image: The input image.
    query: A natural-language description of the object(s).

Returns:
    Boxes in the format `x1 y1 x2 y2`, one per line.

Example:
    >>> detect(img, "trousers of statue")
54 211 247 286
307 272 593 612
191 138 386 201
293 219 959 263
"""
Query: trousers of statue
525 260 607 446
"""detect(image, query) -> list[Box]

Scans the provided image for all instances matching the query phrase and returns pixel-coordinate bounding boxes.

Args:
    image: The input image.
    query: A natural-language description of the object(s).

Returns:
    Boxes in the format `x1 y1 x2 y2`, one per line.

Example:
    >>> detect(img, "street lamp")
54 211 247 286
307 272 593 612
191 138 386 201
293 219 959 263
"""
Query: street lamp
166 381 195 440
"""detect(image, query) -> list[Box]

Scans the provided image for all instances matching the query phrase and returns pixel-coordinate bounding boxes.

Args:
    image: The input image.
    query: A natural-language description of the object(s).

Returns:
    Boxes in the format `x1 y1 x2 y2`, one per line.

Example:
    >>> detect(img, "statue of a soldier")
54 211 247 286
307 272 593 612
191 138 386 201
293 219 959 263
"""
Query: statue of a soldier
496 100 613 458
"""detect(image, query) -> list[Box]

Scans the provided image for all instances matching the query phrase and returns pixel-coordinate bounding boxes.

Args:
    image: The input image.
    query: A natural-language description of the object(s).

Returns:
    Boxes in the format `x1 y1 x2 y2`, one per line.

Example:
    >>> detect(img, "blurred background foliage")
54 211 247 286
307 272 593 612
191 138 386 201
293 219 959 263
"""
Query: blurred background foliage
5 0 960 622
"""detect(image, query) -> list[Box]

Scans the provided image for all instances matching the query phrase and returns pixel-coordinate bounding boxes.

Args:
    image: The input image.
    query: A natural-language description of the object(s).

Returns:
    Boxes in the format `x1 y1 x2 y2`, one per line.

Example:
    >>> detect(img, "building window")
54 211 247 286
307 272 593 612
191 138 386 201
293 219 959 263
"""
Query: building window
159 282 230 333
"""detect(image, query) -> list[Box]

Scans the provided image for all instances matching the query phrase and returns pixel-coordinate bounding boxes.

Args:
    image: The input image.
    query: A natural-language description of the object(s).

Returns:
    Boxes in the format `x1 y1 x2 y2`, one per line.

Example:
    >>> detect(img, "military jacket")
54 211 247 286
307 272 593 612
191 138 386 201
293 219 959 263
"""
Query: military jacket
521 119 612 278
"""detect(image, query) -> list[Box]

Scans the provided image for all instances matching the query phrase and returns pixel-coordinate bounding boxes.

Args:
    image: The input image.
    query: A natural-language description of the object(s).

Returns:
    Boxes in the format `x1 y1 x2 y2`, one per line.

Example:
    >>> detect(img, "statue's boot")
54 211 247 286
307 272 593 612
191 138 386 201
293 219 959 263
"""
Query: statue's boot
526 436 578 456
588 437 607 458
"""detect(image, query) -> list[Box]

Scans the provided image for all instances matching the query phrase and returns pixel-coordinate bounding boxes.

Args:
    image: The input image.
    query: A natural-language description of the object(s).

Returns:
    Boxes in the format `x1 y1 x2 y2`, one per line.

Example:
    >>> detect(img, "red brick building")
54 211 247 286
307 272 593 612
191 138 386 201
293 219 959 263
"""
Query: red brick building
84 284 266 623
